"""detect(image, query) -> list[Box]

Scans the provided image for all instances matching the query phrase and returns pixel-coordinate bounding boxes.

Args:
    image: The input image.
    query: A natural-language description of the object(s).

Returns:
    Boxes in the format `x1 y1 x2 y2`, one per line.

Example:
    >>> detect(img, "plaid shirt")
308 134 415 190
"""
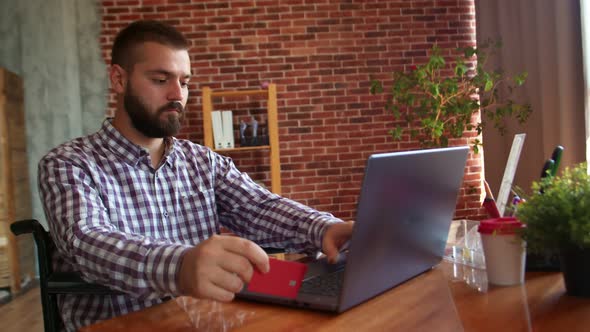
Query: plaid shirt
38 119 341 331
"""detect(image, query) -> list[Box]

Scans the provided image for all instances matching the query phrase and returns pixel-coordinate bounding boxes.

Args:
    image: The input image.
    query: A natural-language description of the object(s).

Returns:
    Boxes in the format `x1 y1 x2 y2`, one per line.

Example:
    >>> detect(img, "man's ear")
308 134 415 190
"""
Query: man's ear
109 64 127 94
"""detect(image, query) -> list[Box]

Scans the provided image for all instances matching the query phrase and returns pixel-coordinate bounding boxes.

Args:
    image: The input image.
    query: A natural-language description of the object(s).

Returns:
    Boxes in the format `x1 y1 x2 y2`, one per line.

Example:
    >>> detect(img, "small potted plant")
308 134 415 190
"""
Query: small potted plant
370 40 532 152
516 162 590 297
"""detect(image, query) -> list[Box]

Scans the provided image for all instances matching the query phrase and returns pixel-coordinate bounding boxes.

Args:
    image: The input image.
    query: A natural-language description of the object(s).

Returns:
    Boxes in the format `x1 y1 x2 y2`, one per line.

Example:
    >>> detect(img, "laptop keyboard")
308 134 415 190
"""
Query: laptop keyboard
299 270 345 297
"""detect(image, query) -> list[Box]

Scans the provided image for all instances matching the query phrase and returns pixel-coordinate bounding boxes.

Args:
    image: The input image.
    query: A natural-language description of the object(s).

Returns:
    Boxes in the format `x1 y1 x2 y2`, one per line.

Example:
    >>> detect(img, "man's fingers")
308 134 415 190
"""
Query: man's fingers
218 253 254 283
210 268 245 294
324 243 339 263
220 236 270 274
323 221 355 263
198 280 236 302
178 235 272 300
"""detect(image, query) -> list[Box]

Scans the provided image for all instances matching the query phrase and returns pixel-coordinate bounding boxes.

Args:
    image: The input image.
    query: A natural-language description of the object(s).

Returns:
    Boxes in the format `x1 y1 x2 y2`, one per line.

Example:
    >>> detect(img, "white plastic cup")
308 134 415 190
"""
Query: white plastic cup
478 217 526 286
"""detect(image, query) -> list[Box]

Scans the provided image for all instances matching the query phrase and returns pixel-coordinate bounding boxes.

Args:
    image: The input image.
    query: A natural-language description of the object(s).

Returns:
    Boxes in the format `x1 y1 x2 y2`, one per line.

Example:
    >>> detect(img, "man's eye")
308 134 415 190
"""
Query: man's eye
181 81 189 88
152 78 167 84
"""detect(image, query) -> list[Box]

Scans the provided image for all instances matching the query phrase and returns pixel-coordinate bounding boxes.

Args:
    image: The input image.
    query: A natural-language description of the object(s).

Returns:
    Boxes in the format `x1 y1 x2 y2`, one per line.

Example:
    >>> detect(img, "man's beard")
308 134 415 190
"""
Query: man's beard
123 85 185 138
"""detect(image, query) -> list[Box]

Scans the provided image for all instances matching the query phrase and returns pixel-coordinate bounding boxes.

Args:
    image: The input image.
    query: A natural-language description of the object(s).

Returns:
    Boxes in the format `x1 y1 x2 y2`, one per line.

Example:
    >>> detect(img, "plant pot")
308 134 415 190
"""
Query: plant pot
525 252 560 271
559 246 590 297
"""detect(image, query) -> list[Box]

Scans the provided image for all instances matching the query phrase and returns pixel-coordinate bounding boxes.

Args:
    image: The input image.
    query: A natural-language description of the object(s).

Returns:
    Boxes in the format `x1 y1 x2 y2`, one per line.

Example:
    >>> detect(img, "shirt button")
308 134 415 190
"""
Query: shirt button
163 212 169 217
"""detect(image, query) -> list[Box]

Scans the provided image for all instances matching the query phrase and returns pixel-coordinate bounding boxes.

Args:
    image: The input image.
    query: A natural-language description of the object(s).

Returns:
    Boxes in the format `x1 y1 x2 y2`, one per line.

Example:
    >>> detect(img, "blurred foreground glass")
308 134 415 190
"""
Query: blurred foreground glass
445 219 488 292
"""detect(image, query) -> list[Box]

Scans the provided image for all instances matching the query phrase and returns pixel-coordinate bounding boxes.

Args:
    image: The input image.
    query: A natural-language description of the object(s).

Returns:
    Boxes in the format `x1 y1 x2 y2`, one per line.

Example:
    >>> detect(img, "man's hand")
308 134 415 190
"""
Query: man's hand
322 221 355 263
178 235 270 302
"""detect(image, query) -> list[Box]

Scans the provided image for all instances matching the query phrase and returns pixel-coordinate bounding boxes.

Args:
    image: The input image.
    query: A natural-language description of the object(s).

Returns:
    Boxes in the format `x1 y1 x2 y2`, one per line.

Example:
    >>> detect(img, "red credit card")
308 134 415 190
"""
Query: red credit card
246 258 308 299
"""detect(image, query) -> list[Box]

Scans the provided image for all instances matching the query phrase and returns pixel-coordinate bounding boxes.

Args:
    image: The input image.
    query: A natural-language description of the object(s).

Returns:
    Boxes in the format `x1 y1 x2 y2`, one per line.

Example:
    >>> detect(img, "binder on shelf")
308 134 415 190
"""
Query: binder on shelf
211 111 224 149
222 110 235 149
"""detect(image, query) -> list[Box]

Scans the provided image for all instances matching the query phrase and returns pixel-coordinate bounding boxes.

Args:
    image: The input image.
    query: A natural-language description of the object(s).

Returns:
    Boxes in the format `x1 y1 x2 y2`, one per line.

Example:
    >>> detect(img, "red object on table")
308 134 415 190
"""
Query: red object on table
246 258 307 299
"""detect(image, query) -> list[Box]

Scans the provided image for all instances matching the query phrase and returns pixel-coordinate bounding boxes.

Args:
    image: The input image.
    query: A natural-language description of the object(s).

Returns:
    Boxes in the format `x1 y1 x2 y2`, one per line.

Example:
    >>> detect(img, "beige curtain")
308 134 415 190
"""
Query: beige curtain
475 0 586 195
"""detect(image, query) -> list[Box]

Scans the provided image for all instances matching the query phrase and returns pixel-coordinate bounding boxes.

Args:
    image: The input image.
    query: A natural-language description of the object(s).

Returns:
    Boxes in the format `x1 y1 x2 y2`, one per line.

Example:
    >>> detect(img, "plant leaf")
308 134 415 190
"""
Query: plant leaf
513 72 528 86
369 80 383 94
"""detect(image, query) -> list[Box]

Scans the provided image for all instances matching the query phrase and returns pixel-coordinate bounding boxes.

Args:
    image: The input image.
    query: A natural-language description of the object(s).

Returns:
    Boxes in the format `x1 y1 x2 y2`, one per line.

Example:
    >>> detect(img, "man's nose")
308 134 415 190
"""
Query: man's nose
168 81 183 100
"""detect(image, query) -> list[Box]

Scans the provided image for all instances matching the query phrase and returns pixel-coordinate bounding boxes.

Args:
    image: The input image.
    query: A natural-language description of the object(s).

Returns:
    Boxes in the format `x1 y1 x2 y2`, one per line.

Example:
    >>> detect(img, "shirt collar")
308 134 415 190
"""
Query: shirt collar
98 118 177 167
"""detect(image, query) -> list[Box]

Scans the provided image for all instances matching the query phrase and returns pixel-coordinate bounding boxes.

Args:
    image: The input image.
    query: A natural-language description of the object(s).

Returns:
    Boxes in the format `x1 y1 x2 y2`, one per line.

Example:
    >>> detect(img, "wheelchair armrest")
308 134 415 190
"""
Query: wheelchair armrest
47 272 123 295
10 219 40 236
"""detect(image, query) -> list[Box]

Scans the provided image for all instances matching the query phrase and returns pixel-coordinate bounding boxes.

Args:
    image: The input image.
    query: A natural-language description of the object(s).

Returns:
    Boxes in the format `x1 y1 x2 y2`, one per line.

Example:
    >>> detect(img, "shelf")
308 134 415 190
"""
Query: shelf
213 145 270 153
210 89 268 98
202 84 281 194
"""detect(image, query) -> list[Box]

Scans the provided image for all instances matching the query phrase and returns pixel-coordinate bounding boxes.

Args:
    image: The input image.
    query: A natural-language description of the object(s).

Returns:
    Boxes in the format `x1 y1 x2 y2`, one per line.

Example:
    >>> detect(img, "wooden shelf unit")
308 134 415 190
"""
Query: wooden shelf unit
201 84 281 194
0 67 35 293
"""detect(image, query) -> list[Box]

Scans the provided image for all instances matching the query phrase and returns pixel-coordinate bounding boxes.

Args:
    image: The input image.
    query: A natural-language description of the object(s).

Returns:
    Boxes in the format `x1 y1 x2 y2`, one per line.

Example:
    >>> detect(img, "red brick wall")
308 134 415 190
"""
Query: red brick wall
99 0 487 221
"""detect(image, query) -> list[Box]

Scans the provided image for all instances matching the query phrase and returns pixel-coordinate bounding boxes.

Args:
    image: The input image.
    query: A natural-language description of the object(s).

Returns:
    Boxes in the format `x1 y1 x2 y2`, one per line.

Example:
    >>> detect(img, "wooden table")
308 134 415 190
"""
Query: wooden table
80 261 590 332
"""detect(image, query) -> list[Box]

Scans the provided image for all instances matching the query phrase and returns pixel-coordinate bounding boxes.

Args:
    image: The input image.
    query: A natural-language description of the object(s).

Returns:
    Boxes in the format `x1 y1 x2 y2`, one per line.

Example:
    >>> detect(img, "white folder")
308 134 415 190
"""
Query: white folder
211 111 224 149
221 110 235 149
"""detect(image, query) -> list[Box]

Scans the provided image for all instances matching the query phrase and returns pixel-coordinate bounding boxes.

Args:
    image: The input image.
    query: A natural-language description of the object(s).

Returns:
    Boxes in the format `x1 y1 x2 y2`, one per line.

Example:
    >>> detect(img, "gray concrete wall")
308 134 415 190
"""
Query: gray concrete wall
0 0 107 227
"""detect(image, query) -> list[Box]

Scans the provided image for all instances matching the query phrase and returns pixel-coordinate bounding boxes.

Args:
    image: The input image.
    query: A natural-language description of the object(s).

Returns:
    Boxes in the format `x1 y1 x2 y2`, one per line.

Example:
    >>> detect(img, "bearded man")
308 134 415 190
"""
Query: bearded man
38 20 353 331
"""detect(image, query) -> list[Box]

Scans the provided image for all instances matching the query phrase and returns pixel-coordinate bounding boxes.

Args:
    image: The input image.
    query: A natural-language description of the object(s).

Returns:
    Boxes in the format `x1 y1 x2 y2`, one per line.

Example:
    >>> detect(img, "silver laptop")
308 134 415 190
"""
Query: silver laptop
238 146 469 312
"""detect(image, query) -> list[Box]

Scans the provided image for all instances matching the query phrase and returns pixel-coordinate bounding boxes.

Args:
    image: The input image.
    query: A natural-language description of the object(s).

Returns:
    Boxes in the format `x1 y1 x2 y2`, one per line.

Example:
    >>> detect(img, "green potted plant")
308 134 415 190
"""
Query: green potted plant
516 162 590 297
370 40 532 152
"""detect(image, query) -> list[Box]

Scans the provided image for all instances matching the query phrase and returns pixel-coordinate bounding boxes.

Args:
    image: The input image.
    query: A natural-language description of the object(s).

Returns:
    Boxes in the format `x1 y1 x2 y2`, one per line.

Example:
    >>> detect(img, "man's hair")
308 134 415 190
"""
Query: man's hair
111 20 189 71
